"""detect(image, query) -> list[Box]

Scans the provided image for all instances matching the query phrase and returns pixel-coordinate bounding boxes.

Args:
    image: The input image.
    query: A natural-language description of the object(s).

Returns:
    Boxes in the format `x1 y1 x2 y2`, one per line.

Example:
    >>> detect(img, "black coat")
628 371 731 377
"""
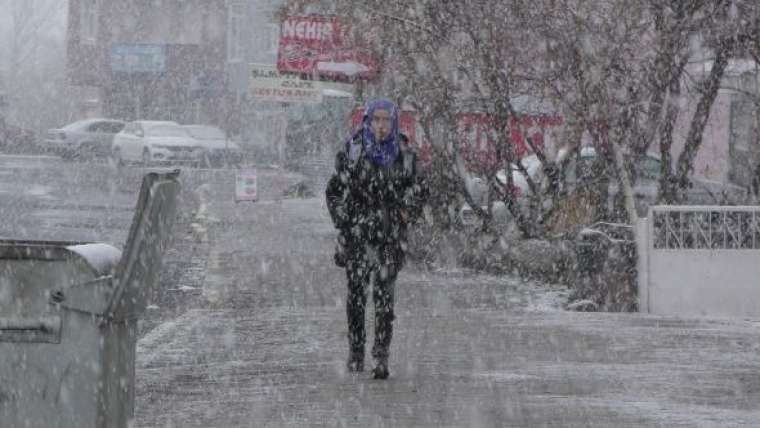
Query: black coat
326 133 426 266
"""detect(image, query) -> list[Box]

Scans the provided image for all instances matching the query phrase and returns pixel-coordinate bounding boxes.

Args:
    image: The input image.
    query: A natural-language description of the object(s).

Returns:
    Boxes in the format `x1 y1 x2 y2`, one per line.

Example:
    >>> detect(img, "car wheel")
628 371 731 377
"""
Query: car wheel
111 147 124 167
199 153 211 169
78 142 96 162
142 149 152 167
73 143 85 162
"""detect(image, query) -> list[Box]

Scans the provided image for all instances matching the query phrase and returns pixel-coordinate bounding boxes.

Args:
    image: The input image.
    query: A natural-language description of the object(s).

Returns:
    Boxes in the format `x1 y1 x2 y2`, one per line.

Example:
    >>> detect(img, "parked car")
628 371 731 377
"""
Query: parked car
111 121 201 166
44 118 125 160
559 146 746 216
182 125 242 168
458 154 542 226
459 146 746 226
0 119 36 153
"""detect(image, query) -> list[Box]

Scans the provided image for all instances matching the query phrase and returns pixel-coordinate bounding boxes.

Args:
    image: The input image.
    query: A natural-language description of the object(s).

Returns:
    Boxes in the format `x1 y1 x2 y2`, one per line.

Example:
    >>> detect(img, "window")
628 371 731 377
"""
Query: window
88 122 106 133
110 122 126 133
80 0 98 44
227 1 244 62
99 122 125 134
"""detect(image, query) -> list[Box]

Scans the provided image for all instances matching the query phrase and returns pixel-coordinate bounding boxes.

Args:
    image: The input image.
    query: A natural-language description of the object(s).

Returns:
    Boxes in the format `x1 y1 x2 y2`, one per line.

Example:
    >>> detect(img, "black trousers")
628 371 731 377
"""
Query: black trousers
345 247 399 361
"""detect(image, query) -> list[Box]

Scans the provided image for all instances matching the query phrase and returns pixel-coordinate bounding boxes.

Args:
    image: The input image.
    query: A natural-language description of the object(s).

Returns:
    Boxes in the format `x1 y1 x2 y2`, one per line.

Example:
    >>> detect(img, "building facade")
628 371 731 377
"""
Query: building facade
224 0 356 163
67 0 228 125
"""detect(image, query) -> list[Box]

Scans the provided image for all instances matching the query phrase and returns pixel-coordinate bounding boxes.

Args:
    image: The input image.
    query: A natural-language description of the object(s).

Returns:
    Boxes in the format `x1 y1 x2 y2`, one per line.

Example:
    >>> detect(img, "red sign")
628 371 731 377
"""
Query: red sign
278 15 378 81
350 108 563 172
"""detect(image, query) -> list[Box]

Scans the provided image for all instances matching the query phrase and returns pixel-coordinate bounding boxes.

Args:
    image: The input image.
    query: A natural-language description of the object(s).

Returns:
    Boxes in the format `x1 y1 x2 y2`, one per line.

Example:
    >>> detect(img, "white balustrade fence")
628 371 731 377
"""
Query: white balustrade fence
637 206 760 318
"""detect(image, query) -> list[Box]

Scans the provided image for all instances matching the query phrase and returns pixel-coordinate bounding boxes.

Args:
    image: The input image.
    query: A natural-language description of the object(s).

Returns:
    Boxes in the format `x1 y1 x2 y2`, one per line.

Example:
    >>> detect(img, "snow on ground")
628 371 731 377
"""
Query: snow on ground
2 157 758 426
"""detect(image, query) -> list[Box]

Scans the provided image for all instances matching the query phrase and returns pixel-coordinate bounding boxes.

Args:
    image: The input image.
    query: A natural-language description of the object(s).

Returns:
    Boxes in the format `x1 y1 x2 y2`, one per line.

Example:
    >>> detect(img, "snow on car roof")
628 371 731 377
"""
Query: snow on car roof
60 118 125 130
182 125 226 139
136 120 180 126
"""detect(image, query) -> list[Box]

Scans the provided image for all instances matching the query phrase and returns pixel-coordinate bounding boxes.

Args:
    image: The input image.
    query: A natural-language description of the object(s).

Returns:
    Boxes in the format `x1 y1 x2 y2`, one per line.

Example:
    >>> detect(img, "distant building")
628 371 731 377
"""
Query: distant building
224 0 290 160
225 0 355 163
66 0 354 162
66 0 228 125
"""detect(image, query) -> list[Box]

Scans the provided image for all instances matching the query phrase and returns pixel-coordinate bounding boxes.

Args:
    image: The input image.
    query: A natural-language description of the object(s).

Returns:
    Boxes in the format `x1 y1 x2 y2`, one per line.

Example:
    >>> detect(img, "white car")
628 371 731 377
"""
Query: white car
111 121 201 166
460 145 747 226
459 154 543 226
557 146 746 215
182 125 242 168
44 118 125 160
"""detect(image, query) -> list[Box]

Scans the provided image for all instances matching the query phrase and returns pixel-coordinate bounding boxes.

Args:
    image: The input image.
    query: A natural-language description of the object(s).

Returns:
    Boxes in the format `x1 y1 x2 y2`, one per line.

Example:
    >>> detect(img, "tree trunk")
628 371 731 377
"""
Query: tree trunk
610 139 638 224
657 58 688 203
674 38 734 202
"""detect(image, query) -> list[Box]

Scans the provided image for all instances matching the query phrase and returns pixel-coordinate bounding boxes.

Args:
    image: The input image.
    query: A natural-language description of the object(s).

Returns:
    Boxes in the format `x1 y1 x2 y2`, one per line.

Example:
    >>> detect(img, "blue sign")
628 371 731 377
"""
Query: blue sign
110 44 166 73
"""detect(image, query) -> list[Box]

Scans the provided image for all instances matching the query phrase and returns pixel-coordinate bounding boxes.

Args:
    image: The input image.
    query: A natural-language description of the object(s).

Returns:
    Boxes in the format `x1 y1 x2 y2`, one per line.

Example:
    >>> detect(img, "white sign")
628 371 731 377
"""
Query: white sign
316 61 369 77
235 169 258 202
249 63 322 104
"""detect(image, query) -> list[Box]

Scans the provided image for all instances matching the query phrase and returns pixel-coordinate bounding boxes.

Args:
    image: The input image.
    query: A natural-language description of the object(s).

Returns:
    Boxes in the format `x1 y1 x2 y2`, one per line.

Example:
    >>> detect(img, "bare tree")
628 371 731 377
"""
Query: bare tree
284 0 760 236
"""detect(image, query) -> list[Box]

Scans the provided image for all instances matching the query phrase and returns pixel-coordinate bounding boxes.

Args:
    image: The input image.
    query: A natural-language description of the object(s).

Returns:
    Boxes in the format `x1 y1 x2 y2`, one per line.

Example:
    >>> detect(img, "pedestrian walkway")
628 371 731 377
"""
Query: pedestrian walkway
133 179 760 427
134 297 760 427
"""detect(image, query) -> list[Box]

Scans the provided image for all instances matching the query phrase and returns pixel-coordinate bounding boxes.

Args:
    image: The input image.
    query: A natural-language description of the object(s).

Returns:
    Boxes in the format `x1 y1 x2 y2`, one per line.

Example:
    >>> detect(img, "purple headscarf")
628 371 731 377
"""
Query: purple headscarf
347 98 400 167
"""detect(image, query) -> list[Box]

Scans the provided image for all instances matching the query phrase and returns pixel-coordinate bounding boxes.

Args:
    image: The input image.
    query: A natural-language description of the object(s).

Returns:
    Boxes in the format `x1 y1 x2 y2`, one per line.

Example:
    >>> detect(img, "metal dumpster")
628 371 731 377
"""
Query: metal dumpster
575 221 635 273
0 170 181 428
572 221 638 312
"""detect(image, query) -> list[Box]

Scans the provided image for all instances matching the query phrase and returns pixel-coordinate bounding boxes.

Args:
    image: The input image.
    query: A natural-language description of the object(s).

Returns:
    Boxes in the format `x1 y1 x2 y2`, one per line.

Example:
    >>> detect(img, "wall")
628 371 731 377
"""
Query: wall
637 207 760 318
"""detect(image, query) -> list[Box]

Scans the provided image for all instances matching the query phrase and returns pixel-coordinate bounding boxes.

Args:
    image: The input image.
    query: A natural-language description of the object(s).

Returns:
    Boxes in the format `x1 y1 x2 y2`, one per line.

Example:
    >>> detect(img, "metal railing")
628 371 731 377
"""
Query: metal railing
650 206 760 250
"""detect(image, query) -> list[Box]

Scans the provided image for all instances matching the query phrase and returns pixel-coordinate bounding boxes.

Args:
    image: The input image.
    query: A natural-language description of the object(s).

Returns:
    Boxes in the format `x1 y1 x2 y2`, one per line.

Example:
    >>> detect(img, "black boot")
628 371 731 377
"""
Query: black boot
371 357 389 379
347 350 364 372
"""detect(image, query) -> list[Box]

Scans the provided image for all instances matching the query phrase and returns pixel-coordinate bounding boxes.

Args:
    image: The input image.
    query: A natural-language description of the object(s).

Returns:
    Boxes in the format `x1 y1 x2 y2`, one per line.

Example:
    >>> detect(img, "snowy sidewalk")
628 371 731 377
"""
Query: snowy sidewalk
133 183 760 427
134 302 760 427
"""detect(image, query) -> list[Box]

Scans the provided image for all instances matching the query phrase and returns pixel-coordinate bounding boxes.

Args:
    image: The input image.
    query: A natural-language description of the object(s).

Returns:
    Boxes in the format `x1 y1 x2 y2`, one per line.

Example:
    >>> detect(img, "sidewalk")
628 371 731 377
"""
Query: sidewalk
133 175 760 427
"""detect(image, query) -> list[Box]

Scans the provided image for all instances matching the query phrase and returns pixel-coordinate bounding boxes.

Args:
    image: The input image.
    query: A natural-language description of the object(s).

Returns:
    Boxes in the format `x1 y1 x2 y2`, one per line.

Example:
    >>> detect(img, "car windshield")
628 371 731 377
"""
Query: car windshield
146 124 189 137
185 126 225 139
61 120 91 131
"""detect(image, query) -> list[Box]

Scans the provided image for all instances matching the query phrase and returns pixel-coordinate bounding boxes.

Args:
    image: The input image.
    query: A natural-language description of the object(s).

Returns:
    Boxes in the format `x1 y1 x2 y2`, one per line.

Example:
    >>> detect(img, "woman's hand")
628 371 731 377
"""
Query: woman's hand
399 209 409 224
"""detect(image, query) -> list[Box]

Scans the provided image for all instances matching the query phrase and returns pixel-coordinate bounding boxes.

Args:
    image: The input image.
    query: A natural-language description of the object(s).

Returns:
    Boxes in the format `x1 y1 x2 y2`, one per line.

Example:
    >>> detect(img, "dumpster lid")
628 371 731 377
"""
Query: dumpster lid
106 170 181 321
0 240 120 277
